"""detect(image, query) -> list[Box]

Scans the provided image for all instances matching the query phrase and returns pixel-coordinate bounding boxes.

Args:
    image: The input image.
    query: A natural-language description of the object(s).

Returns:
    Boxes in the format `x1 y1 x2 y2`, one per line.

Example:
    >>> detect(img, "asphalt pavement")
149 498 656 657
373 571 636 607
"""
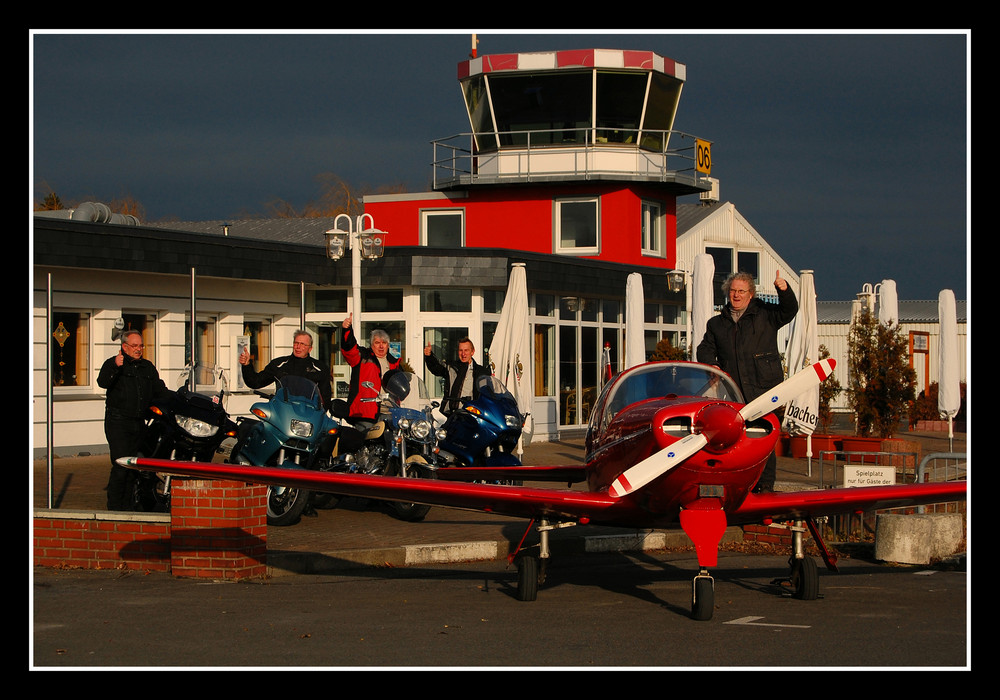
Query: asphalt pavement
33 430 966 576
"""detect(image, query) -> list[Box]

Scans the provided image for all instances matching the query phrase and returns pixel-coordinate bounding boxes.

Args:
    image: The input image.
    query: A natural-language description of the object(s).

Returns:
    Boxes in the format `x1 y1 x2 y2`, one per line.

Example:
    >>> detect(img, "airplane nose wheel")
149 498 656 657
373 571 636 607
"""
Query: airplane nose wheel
789 555 819 600
516 554 542 601
515 518 554 601
691 571 715 621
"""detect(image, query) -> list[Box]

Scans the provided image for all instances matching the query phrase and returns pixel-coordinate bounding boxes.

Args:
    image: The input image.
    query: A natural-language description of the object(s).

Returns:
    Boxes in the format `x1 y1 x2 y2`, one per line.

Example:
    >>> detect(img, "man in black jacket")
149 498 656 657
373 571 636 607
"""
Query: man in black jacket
697 270 798 492
97 330 169 510
424 337 491 414
238 330 332 411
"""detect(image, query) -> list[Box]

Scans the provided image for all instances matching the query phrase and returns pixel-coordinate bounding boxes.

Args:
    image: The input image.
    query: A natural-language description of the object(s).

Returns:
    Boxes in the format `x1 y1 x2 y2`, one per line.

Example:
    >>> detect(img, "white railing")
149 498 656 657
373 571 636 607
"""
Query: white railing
431 128 712 190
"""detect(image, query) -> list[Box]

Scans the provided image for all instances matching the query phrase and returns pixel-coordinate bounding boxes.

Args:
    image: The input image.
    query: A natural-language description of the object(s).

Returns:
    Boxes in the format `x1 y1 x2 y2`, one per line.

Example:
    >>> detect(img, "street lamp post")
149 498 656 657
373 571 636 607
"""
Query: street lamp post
667 264 692 356
325 213 387 328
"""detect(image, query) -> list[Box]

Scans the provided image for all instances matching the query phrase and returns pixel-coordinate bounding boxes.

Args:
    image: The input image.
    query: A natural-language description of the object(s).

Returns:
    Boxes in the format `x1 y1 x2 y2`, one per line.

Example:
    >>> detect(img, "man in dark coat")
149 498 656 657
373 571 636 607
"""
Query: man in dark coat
424 337 492 413
97 330 169 510
697 270 798 492
238 329 332 410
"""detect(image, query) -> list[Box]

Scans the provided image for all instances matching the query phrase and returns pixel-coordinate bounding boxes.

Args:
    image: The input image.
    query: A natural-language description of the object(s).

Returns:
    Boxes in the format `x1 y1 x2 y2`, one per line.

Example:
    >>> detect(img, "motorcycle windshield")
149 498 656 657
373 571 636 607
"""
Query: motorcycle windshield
475 375 515 403
384 372 432 411
177 363 229 410
275 375 324 409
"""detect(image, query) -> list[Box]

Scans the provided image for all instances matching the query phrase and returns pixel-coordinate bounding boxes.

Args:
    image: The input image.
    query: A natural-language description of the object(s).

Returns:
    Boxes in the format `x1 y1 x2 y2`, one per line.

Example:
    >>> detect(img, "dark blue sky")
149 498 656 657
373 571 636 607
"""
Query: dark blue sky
30 31 968 301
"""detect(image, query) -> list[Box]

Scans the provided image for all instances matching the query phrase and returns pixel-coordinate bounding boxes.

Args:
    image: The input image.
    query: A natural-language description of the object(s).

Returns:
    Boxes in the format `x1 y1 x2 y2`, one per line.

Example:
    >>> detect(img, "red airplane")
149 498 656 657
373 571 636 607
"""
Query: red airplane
120 359 966 620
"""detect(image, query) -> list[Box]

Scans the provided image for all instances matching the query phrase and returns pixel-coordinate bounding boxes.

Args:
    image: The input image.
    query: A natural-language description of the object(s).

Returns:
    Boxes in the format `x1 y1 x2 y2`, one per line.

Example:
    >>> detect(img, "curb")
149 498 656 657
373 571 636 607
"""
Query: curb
265 526 745 577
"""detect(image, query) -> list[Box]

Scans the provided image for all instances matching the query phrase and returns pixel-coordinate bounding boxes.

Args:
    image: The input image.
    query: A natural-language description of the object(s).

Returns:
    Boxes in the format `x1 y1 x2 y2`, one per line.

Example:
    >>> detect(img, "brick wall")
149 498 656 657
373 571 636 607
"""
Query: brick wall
33 511 172 571
742 523 810 548
33 478 268 579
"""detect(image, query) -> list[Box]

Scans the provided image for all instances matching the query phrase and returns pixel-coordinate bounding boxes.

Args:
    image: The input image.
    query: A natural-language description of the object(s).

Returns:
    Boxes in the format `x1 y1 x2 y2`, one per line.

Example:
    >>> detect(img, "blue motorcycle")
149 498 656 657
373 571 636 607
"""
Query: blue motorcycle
326 370 439 521
230 375 339 526
434 374 525 470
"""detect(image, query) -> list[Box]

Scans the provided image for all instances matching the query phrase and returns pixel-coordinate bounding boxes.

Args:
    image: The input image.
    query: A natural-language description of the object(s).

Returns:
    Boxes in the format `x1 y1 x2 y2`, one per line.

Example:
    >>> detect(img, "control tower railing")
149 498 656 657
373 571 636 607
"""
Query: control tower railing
431 128 713 192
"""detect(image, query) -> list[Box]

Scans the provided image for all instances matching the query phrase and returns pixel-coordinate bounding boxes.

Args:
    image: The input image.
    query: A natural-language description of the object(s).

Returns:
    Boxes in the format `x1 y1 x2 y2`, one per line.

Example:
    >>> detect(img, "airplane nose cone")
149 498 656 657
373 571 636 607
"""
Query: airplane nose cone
694 403 744 452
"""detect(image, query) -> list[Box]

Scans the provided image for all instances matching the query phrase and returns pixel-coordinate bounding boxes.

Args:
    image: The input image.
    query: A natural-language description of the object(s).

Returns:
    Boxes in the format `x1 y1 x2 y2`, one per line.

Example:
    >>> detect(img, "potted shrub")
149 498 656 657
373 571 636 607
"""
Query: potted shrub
843 307 918 465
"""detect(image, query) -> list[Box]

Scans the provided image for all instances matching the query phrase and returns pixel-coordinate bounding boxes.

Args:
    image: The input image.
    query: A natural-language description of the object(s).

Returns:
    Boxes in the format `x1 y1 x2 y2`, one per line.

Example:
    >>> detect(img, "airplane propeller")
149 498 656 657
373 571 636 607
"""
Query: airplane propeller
608 359 836 498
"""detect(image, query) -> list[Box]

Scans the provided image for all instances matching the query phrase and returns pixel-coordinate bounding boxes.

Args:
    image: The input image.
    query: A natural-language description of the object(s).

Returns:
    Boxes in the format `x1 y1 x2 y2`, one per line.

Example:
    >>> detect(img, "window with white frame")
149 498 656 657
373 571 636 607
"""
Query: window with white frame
421 209 465 247
641 200 665 257
241 319 272 373
555 197 599 255
185 315 218 385
737 250 760 283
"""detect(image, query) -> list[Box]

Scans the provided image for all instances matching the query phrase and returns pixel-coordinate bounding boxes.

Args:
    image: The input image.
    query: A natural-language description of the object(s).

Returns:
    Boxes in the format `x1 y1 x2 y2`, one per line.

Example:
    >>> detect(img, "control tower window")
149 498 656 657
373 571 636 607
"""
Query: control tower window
462 76 497 151
639 72 683 152
595 72 649 144
488 71 592 147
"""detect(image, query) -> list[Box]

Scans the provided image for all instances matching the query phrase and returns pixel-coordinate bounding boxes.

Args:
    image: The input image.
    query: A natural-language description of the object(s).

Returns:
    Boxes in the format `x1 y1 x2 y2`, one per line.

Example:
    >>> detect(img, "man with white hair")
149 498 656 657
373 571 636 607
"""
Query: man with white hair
697 270 797 492
340 313 401 423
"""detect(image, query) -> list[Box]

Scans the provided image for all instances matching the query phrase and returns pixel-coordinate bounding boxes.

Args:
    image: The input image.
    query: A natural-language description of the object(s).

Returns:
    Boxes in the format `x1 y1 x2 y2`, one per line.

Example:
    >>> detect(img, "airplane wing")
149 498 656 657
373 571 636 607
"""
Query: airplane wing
121 457 966 529
119 457 620 522
436 464 587 484
728 481 967 524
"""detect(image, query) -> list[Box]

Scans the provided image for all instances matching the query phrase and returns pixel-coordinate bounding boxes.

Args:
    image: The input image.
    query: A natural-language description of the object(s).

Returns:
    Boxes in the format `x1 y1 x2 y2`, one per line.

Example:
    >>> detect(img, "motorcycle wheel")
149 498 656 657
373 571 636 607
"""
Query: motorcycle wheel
266 484 311 526
385 455 434 522
234 450 311 526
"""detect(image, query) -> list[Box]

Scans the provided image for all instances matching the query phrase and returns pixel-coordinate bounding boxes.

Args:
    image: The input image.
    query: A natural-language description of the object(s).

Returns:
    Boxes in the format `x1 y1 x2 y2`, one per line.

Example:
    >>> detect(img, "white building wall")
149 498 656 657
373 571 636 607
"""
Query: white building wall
676 201 802 360
817 319 968 412
33 267 306 457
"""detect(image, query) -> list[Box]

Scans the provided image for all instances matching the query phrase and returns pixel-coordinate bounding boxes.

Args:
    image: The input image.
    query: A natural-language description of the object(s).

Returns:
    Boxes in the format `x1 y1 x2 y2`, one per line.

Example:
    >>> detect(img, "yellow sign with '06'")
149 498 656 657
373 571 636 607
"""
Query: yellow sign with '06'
695 139 712 174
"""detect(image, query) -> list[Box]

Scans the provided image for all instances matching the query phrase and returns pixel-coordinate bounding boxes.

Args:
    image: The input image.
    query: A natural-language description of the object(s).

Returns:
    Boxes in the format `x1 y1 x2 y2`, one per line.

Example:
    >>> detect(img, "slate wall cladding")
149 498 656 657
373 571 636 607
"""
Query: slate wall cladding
34 218 676 300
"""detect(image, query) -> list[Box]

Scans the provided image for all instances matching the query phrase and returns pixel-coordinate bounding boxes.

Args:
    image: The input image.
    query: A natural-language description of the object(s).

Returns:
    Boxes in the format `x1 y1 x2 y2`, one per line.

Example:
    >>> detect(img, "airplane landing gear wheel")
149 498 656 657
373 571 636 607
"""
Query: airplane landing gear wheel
790 556 819 600
691 573 715 621
516 554 541 602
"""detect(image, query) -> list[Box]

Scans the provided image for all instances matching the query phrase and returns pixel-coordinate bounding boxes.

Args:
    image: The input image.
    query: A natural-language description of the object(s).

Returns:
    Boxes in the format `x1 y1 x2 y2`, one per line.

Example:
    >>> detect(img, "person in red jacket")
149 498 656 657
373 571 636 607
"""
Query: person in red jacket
340 313 400 424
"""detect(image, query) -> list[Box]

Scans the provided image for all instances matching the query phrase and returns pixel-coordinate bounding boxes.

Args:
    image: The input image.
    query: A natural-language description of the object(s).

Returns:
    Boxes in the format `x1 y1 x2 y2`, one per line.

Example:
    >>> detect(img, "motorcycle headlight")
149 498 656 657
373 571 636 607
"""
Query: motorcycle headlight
175 414 220 438
410 419 432 440
504 414 521 429
290 419 314 438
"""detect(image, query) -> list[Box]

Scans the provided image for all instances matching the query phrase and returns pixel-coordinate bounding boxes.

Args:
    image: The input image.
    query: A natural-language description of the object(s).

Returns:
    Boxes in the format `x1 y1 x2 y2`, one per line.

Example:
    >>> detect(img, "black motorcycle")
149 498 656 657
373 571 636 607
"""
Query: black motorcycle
133 364 238 512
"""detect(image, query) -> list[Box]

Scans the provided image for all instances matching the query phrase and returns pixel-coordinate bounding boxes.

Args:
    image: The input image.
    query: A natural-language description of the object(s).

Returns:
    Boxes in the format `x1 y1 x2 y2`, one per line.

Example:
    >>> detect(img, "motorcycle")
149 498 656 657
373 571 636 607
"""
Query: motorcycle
326 370 439 522
133 363 239 512
230 375 339 526
434 374 525 469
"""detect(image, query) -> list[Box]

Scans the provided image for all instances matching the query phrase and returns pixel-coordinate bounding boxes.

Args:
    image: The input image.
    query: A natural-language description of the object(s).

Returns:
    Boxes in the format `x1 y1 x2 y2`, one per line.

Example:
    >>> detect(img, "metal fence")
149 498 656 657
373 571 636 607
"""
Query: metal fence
814 449 967 542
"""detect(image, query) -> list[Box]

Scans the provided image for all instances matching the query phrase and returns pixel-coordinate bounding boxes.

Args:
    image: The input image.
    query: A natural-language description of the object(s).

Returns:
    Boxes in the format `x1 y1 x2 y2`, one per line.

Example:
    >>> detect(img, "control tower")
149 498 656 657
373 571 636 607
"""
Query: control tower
432 48 711 194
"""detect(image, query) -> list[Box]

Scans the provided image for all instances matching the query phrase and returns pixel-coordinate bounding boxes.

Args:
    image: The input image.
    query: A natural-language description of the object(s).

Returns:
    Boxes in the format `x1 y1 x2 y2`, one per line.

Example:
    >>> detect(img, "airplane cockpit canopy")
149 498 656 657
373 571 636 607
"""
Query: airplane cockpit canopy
592 362 744 433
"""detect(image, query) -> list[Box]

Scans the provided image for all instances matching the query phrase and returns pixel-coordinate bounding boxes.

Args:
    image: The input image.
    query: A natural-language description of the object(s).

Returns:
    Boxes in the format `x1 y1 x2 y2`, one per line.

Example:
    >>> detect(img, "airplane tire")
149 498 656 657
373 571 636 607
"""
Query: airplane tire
791 556 819 600
516 555 539 602
691 576 714 621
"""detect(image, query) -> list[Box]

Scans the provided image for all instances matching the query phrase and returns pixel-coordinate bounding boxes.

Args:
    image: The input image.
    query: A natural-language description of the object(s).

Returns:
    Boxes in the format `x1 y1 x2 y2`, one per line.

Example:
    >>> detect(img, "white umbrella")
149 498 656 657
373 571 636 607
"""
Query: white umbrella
878 279 898 326
782 271 821 472
691 253 715 356
938 289 961 450
624 272 645 369
488 263 534 449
